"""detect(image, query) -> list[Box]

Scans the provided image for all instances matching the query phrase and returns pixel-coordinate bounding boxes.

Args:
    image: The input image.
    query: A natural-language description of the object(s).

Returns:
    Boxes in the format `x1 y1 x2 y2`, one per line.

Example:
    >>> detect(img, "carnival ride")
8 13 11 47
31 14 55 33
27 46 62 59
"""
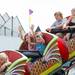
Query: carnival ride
0 14 75 75
0 26 75 75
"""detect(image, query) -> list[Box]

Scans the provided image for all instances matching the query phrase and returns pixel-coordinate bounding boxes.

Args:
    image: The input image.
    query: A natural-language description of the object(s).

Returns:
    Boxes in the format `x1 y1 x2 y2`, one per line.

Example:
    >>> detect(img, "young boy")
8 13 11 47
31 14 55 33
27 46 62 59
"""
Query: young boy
46 11 67 38
35 31 46 55
0 53 11 75
33 26 46 55
27 26 46 55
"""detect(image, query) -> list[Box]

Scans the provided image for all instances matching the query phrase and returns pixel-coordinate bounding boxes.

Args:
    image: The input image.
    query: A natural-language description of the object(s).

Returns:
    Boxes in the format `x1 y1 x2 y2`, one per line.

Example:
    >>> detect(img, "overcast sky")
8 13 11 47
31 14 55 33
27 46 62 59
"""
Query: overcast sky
0 0 75 32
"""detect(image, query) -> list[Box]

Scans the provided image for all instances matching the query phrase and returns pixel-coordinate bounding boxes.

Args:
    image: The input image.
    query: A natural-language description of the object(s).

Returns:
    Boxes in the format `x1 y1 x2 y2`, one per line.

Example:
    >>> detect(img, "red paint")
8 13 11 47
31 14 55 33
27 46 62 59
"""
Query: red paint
24 64 30 75
57 38 69 61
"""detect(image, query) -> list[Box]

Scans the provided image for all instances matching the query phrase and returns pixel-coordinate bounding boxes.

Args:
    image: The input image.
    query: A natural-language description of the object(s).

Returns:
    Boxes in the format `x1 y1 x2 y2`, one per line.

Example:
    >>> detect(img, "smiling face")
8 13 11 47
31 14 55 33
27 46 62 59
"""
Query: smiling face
36 35 42 43
35 32 45 43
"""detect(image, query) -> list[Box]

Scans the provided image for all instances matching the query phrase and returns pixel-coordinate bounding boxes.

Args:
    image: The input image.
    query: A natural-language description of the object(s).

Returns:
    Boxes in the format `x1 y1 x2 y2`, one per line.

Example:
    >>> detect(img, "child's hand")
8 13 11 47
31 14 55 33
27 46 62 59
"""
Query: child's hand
46 28 51 32
63 24 67 29
5 62 11 66
30 24 34 31
0 64 6 72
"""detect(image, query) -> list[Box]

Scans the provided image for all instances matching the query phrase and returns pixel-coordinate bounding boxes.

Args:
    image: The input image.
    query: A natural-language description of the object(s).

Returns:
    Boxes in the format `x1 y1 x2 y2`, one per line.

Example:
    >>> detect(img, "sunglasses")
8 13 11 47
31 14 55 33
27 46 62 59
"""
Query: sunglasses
36 35 42 38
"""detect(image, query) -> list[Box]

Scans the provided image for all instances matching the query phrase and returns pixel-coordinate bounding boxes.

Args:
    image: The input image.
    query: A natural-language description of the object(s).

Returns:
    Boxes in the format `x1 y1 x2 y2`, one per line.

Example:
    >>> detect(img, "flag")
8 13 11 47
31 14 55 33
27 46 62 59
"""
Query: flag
29 9 33 15
29 9 33 30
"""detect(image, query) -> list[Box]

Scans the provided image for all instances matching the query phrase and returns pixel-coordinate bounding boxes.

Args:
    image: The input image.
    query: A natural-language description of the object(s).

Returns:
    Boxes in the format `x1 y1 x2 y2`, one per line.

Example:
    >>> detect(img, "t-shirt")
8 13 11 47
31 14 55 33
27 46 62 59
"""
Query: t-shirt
51 18 67 28
35 43 46 55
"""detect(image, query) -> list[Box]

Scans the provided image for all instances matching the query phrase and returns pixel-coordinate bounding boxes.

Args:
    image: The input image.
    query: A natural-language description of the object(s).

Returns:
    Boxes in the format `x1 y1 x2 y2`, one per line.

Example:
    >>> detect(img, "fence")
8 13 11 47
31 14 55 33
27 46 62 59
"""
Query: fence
0 12 23 37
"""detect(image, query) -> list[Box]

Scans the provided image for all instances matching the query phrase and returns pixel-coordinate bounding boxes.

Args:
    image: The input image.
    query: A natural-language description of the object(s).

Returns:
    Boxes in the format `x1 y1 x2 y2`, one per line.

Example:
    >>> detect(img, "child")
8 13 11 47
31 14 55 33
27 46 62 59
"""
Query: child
25 26 46 55
27 26 46 55
35 30 46 55
46 11 67 38
63 8 75 40
0 53 11 75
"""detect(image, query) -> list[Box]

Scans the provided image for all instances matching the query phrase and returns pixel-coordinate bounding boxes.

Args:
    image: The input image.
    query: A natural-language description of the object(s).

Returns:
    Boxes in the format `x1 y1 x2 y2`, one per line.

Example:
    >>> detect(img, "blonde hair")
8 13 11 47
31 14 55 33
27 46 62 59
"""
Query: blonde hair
54 11 63 18
0 53 8 62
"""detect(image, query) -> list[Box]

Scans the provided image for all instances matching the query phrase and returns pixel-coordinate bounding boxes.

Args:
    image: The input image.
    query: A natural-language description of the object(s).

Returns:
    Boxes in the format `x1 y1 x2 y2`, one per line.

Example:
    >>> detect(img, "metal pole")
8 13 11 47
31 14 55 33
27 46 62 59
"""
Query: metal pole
11 16 13 36
4 27 6 36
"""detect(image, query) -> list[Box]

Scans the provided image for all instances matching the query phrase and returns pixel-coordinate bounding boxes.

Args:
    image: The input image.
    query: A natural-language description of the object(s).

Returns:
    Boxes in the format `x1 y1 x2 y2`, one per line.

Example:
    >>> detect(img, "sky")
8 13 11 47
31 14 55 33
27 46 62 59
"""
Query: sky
0 0 75 32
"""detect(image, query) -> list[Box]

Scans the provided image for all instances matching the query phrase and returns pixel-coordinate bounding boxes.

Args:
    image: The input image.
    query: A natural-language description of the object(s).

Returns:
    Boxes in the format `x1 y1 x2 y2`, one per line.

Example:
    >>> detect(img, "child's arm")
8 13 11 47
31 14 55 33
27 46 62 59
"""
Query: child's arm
0 62 11 72
63 17 72 29
30 24 35 35
27 33 36 50
68 26 75 28
0 64 6 72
